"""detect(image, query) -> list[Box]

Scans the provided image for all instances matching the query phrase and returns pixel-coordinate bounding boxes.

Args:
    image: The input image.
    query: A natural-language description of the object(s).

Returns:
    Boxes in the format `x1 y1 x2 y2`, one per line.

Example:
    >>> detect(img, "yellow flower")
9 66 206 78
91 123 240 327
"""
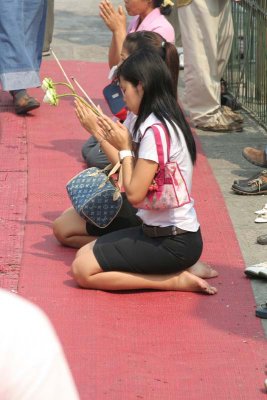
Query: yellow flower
162 0 174 7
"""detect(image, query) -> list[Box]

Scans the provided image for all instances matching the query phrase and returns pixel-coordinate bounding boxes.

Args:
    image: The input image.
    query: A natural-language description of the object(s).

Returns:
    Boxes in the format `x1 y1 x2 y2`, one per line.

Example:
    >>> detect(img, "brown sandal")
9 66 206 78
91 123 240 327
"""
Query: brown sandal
11 90 40 115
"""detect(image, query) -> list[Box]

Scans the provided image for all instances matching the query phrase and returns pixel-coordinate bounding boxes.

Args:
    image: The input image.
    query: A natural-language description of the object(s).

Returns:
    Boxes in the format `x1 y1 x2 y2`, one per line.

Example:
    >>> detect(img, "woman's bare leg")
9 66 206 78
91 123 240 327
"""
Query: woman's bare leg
75 244 218 281
53 207 96 248
71 246 217 295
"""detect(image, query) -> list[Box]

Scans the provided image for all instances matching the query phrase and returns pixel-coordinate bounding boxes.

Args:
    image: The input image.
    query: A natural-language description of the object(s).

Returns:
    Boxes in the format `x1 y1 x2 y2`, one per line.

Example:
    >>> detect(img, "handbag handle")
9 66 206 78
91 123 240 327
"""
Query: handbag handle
97 161 121 191
107 161 121 178
108 161 123 194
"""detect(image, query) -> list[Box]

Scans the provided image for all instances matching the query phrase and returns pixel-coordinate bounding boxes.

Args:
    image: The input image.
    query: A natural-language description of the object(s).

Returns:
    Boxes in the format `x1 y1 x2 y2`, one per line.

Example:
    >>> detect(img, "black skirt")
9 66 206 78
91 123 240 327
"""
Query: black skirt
93 226 203 274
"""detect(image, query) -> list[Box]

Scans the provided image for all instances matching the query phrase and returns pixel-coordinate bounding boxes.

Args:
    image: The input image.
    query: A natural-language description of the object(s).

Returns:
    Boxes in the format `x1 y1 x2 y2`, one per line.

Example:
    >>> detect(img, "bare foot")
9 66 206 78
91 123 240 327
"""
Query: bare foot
188 261 218 279
174 271 217 295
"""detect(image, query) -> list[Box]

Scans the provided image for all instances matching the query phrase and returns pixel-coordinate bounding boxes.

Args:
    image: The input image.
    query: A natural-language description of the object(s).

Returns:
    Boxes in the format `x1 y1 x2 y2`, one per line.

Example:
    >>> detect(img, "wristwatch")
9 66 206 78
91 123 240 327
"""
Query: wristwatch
119 150 135 163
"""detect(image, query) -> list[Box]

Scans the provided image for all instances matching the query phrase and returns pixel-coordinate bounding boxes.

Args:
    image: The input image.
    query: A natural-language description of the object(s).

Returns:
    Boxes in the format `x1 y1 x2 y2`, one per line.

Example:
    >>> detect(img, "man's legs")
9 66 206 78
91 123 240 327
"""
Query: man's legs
217 0 234 78
43 0 54 54
179 0 221 124
178 0 240 130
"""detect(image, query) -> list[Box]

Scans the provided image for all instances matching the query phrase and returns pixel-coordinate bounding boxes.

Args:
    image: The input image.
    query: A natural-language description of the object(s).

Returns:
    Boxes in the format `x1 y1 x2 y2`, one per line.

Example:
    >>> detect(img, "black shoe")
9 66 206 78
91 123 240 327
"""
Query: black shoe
220 79 242 110
255 303 267 319
221 93 242 111
233 170 267 185
257 234 267 245
10 90 40 115
231 171 267 194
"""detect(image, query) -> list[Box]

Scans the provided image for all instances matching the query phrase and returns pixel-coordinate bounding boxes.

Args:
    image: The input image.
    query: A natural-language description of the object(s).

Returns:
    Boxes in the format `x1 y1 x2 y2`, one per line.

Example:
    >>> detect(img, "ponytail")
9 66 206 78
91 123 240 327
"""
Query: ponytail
152 0 174 15
163 41 179 98
123 32 179 100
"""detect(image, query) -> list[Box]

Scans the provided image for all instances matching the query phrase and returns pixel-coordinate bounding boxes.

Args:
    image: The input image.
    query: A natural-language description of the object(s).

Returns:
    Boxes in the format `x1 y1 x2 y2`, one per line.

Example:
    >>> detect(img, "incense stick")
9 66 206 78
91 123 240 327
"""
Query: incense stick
50 49 74 90
71 76 100 113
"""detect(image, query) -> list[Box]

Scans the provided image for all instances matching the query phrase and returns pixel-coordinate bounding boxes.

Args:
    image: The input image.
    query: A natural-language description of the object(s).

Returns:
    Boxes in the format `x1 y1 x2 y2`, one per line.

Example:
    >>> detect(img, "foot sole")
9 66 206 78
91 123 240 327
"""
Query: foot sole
15 103 40 115
231 187 267 195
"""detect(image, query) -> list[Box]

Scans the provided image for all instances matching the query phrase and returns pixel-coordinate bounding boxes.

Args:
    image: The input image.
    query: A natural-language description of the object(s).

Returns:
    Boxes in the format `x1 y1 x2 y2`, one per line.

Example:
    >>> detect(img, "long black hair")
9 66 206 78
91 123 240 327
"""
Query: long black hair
117 49 196 164
123 31 179 99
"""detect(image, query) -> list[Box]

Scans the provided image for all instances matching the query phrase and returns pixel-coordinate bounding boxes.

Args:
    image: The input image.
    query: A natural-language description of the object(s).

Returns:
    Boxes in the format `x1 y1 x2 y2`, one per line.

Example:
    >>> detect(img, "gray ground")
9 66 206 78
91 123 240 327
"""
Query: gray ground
50 0 267 330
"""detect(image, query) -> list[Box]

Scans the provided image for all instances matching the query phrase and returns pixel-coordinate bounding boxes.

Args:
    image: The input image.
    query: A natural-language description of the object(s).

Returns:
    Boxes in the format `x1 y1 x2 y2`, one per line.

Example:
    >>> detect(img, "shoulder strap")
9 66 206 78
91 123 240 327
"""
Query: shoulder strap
143 123 171 170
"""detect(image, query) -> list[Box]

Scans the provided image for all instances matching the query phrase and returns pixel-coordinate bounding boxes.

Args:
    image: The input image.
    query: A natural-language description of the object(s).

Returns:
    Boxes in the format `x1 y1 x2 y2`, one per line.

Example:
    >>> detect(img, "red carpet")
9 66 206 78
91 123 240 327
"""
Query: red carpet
0 60 266 399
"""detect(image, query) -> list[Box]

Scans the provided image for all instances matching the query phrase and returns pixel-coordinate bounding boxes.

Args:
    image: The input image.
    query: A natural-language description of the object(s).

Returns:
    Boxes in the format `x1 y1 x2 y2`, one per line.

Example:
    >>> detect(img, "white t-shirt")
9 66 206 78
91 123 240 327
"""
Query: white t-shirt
0 290 80 400
134 113 200 232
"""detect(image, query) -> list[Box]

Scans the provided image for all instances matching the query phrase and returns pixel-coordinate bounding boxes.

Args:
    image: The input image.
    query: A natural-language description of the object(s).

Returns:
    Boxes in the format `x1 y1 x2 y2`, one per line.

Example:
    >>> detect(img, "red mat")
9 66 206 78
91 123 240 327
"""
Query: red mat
1 61 266 399
0 94 27 291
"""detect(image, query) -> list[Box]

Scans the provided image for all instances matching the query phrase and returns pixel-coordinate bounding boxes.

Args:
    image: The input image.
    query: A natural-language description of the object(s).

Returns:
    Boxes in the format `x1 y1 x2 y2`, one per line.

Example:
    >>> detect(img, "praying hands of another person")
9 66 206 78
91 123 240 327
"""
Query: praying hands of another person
99 0 126 34
75 99 120 165
99 0 127 67
75 99 104 140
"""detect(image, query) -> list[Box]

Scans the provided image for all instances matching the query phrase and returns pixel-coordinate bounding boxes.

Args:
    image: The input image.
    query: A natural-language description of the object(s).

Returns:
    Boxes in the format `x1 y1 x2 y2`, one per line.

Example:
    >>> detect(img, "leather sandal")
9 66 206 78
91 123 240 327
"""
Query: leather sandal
10 90 40 115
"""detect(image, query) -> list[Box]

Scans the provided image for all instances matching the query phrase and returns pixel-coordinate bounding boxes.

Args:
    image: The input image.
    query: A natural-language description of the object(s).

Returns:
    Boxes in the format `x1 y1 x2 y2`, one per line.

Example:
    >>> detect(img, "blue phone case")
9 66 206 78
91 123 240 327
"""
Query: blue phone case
103 80 126 115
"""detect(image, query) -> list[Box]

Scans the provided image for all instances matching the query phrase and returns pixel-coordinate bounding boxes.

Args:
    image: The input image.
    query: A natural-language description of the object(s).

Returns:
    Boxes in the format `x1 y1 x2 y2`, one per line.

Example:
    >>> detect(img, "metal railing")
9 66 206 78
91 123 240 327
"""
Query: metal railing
225 0 267 129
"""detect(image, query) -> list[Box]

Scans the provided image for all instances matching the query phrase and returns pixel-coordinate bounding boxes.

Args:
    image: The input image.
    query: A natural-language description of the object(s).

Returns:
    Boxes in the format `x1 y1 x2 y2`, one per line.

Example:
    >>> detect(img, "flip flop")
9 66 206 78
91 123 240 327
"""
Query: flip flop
255 204 267 215
255 303 267 319
244 262 267 278
259 270 267 279
255 213 267 223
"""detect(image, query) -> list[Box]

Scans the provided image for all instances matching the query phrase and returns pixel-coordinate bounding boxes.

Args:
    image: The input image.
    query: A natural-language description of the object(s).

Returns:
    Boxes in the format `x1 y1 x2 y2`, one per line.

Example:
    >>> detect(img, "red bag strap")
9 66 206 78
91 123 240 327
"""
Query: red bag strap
142 123 171 171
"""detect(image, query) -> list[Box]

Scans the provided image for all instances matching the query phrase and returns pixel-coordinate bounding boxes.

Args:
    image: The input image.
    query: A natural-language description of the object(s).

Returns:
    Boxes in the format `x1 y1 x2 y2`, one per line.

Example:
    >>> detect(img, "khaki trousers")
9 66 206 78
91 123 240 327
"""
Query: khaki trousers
166 7 182 48
43 0 54 52
178 0 234 124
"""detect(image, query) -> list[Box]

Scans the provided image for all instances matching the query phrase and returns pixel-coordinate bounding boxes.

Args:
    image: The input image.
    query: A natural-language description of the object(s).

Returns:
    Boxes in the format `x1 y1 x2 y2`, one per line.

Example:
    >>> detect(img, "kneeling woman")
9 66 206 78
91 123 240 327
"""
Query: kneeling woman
72 50 217 294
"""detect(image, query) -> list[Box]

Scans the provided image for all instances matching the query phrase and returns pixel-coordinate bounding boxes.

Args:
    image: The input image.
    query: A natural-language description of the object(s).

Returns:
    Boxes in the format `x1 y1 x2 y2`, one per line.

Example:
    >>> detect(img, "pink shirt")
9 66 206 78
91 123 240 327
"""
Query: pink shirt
127 8 175 44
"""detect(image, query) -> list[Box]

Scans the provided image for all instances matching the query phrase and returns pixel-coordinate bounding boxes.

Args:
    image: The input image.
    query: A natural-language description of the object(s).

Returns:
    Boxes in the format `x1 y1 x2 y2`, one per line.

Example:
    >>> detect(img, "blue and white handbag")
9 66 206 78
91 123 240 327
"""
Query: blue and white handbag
66 163 123 228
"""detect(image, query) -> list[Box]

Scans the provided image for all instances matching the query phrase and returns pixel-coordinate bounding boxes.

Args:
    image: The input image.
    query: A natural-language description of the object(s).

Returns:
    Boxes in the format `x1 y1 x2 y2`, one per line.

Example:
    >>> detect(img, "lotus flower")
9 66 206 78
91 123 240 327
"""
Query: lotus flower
43 88 59 106
41 78 55 92
41 75 100 115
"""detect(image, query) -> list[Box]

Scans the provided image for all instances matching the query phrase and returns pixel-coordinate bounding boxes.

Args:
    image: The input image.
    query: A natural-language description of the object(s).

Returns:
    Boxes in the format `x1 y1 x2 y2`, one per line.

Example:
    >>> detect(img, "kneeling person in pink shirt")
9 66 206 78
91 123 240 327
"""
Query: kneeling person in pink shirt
99 0 175 68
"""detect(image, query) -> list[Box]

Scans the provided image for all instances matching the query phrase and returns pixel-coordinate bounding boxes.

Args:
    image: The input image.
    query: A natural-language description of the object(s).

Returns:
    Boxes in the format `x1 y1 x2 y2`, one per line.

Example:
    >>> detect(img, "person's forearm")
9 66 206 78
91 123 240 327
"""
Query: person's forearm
108 29 127 68
120 157 136 202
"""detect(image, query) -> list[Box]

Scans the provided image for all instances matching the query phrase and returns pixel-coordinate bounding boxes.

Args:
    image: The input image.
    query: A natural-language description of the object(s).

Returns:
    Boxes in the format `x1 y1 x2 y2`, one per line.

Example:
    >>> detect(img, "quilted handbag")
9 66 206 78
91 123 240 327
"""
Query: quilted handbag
66 162 123 228
134 124 190 210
